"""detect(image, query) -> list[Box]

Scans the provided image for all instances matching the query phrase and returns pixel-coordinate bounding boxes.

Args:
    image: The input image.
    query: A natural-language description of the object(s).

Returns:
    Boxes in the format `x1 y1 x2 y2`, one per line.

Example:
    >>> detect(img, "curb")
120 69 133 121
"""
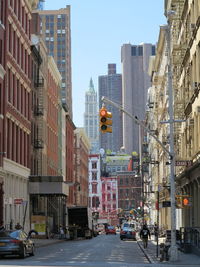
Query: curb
137 240 155 264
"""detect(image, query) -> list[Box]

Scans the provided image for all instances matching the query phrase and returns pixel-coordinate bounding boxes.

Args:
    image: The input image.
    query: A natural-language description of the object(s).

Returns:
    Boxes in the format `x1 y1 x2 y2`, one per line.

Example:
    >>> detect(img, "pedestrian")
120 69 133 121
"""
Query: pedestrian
154 222 158 241
10 219 13 230
140 224 151 248
59 225 64 239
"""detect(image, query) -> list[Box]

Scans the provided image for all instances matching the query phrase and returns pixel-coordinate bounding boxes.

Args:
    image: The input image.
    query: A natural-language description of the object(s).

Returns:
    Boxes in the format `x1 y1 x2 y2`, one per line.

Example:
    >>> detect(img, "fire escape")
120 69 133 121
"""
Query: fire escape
31 44 45 176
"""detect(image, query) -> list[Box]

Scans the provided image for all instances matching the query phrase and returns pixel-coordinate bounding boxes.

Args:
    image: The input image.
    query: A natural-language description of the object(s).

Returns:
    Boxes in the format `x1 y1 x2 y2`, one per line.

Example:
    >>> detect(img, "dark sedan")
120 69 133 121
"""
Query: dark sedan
0 230 35 258
120 226 136 240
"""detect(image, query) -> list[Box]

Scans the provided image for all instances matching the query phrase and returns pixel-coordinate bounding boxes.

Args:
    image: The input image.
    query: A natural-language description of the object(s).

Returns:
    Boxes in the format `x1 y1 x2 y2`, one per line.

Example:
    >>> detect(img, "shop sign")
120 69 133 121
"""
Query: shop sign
14 198 23 204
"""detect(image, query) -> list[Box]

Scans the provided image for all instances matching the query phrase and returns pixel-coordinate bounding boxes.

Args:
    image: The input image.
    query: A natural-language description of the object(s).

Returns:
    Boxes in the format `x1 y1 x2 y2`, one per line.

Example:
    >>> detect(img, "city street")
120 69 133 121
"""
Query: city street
0 234 150 267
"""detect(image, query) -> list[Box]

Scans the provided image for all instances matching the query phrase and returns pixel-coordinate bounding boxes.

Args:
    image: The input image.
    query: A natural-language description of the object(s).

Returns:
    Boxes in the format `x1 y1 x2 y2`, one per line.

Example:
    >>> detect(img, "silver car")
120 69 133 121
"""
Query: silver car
0 230 35 258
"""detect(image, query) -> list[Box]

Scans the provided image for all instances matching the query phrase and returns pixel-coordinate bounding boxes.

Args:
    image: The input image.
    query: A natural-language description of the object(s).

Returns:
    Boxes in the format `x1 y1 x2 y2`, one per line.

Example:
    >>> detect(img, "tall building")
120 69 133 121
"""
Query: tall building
2 0 39 231
84 78 99 154
37 6 72 117
98 64 123 153
37 0 45 10
121 43 156 154
0 0 6 224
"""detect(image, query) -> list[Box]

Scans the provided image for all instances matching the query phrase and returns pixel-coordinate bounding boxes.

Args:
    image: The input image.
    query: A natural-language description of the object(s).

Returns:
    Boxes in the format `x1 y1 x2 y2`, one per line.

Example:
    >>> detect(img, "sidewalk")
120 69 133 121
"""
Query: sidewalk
137 238 200 265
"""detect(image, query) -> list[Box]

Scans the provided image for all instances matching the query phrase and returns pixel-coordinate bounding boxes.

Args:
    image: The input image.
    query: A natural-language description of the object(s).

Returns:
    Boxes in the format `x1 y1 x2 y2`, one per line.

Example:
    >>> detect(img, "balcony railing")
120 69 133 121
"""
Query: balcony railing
34 77 44 87
34 105 44 116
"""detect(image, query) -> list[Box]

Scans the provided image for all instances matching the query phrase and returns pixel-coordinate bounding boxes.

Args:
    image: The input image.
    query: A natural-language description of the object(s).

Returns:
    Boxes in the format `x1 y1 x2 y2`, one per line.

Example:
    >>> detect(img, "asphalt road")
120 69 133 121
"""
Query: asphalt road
0 234 151 267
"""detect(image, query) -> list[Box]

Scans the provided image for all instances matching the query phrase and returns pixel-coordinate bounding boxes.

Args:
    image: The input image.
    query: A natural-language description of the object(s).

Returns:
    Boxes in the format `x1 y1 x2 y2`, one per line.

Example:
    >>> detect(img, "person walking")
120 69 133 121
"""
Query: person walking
154 222 158 241
140 224 151 248
59 225 64 239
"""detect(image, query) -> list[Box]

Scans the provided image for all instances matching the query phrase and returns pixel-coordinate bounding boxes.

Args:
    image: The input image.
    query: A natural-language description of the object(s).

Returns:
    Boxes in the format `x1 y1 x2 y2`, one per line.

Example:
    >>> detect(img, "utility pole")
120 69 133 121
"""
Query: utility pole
160 11 178 260
138 125 144 223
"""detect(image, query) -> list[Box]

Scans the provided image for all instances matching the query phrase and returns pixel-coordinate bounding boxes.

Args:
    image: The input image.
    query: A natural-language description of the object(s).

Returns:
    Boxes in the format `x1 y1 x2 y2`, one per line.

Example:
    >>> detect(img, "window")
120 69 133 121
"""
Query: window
119 189 123 198
138 46 143 56
126 189 129 197
0 40 2 64
92 161 97 169
0 0 4 24
92 184 97 194
131 46 137 56
113 194 116 200
92 172 97 180
152 45 156 55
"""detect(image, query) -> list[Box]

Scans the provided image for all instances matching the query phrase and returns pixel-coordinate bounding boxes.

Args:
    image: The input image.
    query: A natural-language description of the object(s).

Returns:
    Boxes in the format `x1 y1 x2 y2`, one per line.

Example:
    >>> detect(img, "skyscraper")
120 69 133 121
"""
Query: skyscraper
84 78 99 154
37 6 72 117
98 64 123 153
121 43 156 154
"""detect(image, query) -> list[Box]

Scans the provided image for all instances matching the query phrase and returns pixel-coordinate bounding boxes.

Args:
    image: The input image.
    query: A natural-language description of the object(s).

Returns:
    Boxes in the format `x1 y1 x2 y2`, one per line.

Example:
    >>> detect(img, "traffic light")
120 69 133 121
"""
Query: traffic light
99 107 112 133
176 195 192 208
182 196 192 207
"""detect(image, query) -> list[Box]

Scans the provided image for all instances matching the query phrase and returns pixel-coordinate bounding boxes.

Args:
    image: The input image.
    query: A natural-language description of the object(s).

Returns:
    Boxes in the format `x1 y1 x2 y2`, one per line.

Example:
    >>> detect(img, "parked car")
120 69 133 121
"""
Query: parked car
120 225 136 240
0 230 35 258
105 226 116 235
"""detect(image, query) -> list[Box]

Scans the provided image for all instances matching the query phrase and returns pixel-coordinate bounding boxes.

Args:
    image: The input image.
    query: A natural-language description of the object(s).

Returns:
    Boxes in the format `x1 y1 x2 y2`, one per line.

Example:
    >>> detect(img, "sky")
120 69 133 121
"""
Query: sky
44 0 166 127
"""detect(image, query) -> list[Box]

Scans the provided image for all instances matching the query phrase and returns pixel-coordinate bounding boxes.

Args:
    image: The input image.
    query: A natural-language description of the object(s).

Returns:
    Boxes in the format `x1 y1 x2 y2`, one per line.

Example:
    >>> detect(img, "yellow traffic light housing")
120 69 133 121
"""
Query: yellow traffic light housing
99 107 112 133
176 195 192 208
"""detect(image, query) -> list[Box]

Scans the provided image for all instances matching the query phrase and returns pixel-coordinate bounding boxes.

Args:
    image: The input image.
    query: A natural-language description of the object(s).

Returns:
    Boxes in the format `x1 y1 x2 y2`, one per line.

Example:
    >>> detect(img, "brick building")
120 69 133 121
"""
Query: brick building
117 172 142 212
2 0 39 231
100 176 118 226
0 0 6 224
74 128 90 207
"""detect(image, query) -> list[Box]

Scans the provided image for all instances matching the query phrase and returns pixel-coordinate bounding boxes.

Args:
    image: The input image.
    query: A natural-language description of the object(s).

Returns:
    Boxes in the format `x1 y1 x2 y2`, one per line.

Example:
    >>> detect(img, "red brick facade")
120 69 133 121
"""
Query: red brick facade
0 0 6 224
65 114 75 206
4 0 32 168
46 66 59 175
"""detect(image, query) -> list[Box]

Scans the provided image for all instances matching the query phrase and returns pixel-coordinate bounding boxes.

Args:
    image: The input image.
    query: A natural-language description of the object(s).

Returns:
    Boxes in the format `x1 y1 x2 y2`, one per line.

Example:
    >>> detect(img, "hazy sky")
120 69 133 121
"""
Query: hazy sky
44 0 166 127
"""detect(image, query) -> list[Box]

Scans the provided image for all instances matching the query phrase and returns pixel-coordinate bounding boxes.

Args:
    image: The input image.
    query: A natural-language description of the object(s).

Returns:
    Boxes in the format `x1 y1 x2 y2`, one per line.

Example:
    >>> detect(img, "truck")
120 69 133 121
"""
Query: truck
67 207 93 239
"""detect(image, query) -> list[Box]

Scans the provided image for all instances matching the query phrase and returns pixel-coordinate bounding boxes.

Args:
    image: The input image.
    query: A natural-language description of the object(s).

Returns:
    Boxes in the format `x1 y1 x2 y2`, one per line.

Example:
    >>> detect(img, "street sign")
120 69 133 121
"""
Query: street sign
14 198 23 204
175 160 192 167
162 201 171 207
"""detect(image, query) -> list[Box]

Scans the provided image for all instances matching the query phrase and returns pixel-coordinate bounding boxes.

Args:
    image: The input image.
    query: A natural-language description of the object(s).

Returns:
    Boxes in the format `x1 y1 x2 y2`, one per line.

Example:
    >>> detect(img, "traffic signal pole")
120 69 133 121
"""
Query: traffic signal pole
101 96 172 158
102 92 178 261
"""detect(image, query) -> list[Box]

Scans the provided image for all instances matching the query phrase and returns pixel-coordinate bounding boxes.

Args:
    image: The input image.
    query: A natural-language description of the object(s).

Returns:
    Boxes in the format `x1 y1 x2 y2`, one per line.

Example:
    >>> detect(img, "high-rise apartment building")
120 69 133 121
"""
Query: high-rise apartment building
84 78 99 154
121 43 156 154
37 6 72 117
98 64 123 153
